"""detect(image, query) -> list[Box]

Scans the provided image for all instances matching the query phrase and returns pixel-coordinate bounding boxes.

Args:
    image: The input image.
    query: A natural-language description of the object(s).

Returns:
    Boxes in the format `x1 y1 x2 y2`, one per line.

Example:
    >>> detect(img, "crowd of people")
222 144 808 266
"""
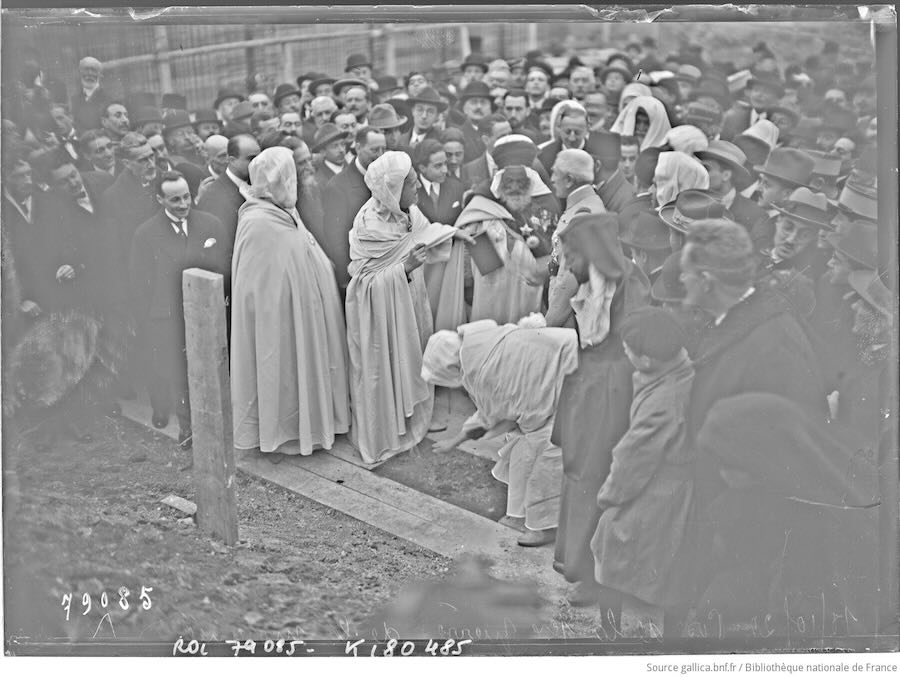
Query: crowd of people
1 31 892 636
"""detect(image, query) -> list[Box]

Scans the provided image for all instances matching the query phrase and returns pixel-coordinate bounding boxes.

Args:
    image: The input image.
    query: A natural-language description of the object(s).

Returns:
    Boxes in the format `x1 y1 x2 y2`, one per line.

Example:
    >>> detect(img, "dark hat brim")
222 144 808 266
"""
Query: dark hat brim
650 271 685 303
311 130 350 152
213 93 245 109
405 95 449 112
273 88 302 106
308 78 337 93
694 149 753 188
752 165 810 187
771 203 832 229
658 203 735 233
332 79 368 97
746 77 785 97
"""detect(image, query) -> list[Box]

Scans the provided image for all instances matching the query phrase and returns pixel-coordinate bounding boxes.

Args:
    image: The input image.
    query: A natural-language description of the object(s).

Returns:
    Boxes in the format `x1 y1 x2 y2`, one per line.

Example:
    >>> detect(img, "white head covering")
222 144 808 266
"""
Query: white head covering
548 99 587 142
490 166 552 199
364 150 413 220
653 151 710 206
737 119 779 150
610 95 672 151
248 146 298 210
619 82 653 110
421 330 464 388
664 125 710 155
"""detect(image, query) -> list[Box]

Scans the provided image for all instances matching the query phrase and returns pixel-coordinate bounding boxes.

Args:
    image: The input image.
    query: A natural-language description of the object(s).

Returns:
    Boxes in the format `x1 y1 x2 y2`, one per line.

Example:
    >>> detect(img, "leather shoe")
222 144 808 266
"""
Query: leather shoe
517 528 556 547
152 413 169 429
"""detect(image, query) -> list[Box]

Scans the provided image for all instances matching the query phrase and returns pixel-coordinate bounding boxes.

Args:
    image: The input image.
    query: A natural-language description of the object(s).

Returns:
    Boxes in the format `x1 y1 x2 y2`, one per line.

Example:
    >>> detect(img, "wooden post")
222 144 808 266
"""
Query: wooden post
526 23 538 52
459 25 471 59
182 268 238 545
383 24 397 79
153 26 173 94
281 41 295 85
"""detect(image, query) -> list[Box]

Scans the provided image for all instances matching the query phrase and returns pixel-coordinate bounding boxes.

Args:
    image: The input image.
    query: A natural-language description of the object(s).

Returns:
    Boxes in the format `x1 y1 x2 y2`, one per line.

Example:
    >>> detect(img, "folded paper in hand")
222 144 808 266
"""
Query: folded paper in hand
412 222 456 250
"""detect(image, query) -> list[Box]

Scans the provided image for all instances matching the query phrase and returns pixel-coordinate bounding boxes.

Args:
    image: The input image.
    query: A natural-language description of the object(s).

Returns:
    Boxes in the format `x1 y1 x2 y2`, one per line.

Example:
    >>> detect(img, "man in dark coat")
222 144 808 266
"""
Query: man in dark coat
586 132 635 215
451 81 493 163
310 123 350 188
694 140 766 233
70 56 111 134
321 127 386 294
129 171 229 447
537 106 589 175
719 73 784 141
401 86 447 149
413 139 466 226
461 114 511 189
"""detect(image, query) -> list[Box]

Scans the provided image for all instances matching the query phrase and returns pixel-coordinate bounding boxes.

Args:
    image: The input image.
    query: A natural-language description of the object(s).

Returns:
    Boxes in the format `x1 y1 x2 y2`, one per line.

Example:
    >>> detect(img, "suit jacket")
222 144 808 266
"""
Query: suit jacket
322 162 371 289
451 118 486 164
415 175 466 225
195 172 246 294
461 154 492 190
101 168 161 267
314 160 342 188
301 119 318 147
596 169 636 215
82 169 116 194
616 192 654 234
537 138 565 175
729 193 767 233
401 126 442 151
720 102 753 142
70 86 111 134
129 209 228 325
1 190 56 309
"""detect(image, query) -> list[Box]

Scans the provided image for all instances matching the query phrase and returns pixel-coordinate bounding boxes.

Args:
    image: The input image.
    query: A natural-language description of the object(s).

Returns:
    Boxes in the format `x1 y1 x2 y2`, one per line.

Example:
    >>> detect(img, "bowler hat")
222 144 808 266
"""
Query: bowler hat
162 109 194 135
745 72 785 98
674 64 702 84
162 92 188 110
406 86 449 112
754 147 815 187
659 189 730 233
375 75 403 93
491 134 538 169
772 187 832 229
133 106 163 126
598 65 633 84
620 211 672 252
212 89 244 110
461 53 490 74
332 78 368 98
273 83 302 107
825 220 878 270
584 131 621 163
191 108 220 125
368 103 407 130
311 122 350 152
526 60 554 81
296 71 320 88
308 74 336 95
345 53 372 72
695 140 753 190
457 80 494 104
848 269 892 317
650 250 687 302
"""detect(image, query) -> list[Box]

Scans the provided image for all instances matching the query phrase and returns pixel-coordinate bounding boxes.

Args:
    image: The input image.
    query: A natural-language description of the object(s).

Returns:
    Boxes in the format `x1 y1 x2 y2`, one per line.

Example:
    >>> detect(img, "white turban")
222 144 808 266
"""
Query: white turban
664 125 710 155
364 151 413 220
653 151 709 207
248 146 297 210
421 330 463 388
490 166 552 199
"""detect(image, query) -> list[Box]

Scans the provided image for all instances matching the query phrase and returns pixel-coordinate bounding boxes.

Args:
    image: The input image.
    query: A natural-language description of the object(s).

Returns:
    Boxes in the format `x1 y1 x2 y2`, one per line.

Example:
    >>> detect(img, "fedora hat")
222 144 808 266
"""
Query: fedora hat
658 189 730 233
406 86 449 112
212 89 244 110
674 64 702 83
308 74 336 95
162 109 194 135
598 65 633 84
162 92 188 110
461 53 490 73
332 77 368 98
831 169 878 221
230 101 254 121
825 220 878 270
368 103 407 130
133 106 163 126
766 105 799 127
848 270 892 317
457 80 494 103
745 71 785 98
311 122 350 152
754 147 815 187
650 250 687 303
694 139 752 189
620 211 671 252
804 149 842 179
345 53 372 72
272 83 302 107
772 187 832 229
683 101 722 125
191 108 220 126
375 75 403 93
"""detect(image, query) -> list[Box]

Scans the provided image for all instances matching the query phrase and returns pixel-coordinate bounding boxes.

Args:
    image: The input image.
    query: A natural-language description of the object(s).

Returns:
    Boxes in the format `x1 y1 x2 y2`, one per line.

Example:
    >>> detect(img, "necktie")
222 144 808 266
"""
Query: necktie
429 184 438 202
173 220 187 238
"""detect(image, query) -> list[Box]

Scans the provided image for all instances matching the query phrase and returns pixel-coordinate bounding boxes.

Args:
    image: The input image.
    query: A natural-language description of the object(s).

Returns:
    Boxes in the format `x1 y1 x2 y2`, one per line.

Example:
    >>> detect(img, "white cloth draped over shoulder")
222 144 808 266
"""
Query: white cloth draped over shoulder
423 320 580 529
345 151 456 463
230 147 350 454
653 151 710 207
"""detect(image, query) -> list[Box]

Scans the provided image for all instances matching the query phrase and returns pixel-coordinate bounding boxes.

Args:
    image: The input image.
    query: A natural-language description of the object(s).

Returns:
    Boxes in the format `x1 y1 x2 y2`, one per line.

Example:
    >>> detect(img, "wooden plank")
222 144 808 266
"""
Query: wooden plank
183 268 238 546
236 451 567 600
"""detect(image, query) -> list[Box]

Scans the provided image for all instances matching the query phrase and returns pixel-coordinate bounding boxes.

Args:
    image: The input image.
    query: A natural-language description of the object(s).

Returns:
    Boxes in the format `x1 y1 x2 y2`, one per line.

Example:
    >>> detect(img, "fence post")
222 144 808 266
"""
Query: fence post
182 268 238 546
459 25 471 59
281 41 295 84
383 24 397 78
153 26 173 94
526 23 538 52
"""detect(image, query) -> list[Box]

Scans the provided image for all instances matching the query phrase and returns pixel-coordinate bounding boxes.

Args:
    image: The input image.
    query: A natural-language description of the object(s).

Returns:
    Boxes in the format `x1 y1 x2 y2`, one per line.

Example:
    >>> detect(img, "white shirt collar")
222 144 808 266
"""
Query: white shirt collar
208 165 220 179
4 190 32 221
485 152 498 177
420 176 440 198
225 167 248 190
165 209 187 235
324 159 343 174
355 157 367 176
721 186 737 209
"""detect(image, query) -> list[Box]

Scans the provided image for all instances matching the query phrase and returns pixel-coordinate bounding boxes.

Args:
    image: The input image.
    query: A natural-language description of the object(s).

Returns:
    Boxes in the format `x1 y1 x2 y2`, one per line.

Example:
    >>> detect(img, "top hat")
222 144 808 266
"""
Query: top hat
848 269 892 317
674 64 702 84
754 147 815 187
457 80 494 103
212 89 244 110
598 65 633 84
650 249 687 302
825 220 878 270
368 103 407 130
461 53 490 73
345 53 372 72
694 140 753 190
308 74 336 95
584 131 621 163
745 71 785 98
491 134 538 169
332 78 368 98
191 108 220 126
161 92 188 110
133 106 163 126
406 86 449 112
620 211 672 252
162 109 194 135
311 122 350 152
272 83 302 107
683 101 722 125
659 189 730 233
772 187 833 229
